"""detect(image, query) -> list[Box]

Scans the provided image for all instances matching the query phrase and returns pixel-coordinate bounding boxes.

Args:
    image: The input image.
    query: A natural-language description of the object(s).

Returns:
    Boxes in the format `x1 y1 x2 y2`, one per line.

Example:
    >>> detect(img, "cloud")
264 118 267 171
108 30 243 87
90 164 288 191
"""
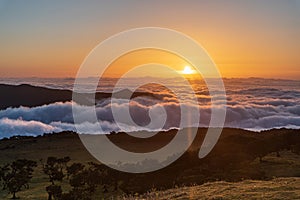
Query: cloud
227 88 300 99
0 118 61 138
0 84 299 137
0 102 74 124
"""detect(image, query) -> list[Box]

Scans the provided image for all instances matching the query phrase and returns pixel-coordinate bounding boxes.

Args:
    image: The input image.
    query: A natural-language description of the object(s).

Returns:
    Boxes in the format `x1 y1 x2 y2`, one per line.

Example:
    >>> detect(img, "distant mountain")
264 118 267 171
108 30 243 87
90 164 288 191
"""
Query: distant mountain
0 84 158 109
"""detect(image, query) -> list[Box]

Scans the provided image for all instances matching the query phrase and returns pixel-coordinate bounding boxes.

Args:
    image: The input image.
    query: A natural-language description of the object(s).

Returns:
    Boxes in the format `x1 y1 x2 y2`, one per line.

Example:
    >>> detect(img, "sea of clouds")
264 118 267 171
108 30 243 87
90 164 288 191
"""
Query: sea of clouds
0 78 299 138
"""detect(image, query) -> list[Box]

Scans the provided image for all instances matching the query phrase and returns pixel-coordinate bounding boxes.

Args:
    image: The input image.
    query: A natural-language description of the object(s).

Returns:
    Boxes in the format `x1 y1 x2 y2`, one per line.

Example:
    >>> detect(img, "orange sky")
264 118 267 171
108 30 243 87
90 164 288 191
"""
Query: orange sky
0 1 299 79
102 49 189 78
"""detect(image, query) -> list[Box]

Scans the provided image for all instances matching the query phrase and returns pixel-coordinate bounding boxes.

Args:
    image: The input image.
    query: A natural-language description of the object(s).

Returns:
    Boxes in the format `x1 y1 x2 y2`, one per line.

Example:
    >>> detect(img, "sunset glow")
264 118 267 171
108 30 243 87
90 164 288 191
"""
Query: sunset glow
0 1 299 79
182 66 195 75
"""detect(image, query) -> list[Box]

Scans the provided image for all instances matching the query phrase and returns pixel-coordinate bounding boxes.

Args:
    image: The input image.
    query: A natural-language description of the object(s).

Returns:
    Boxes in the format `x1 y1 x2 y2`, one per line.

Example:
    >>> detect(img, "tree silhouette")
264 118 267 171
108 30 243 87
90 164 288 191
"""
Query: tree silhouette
61 162 111 200
42 156 70 200
61 162 98 200
46 185 63 200
0 159 37 199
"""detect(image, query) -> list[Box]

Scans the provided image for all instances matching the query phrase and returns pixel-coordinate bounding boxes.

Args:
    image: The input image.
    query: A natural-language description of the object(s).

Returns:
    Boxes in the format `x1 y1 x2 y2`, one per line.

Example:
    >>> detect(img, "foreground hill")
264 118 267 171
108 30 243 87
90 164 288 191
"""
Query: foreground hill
128 177 300 200
0 128 300 199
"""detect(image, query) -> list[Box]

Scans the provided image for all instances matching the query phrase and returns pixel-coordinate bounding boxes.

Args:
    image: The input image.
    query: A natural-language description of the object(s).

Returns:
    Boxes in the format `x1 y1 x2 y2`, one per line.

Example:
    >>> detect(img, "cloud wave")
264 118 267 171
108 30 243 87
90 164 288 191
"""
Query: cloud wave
0 80 299 138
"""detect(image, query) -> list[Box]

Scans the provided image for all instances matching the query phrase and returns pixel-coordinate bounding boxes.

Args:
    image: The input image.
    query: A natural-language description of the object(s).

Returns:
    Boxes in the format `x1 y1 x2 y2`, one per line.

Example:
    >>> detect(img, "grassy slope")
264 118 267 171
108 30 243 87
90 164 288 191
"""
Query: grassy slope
125 150 300 200
130 177 300 200
0 129 300 199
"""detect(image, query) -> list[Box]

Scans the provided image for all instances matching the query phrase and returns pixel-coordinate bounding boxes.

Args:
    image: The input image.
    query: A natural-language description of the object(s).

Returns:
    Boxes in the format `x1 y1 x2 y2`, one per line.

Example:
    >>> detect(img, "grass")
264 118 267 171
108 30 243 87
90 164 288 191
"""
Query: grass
0 129 300 199
126 177 300 200
260 151 300 177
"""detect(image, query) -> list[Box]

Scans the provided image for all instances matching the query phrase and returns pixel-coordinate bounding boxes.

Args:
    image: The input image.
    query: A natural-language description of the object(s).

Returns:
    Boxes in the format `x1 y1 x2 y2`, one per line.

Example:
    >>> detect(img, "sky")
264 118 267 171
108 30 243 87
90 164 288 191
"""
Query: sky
0 0 299 79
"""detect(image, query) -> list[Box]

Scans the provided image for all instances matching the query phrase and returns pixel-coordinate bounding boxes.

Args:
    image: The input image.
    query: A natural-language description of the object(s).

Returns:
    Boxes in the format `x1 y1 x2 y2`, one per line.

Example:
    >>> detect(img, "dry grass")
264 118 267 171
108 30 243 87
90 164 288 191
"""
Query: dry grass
122 177 300 200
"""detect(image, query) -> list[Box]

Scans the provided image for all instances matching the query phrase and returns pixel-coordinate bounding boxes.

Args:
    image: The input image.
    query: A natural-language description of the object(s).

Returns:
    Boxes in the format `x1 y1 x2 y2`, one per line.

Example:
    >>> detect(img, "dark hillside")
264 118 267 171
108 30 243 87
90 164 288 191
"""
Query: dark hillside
1 128 300 196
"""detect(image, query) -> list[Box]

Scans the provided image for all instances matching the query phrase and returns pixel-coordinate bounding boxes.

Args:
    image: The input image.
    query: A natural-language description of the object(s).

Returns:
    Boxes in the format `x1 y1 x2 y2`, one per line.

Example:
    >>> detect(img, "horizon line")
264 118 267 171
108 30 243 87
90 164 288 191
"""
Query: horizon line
0 76 299 81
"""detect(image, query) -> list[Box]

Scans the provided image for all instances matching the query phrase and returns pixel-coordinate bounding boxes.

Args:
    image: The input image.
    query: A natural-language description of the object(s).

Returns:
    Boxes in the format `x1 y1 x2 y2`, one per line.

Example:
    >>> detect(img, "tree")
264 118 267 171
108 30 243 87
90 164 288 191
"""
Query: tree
0 159 37 199
62 162 109 200
42 156 70 200
46 185 63 200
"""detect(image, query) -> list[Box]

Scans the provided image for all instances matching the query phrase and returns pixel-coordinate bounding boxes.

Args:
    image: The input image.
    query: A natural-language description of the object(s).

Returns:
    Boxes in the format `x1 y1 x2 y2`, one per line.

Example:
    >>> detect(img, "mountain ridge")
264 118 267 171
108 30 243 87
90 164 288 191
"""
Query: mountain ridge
0 84 158 110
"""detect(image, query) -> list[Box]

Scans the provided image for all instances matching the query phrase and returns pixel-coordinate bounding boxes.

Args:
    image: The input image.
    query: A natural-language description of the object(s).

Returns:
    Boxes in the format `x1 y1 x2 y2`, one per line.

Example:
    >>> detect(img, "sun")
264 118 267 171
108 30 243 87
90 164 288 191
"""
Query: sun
182 66 195 75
